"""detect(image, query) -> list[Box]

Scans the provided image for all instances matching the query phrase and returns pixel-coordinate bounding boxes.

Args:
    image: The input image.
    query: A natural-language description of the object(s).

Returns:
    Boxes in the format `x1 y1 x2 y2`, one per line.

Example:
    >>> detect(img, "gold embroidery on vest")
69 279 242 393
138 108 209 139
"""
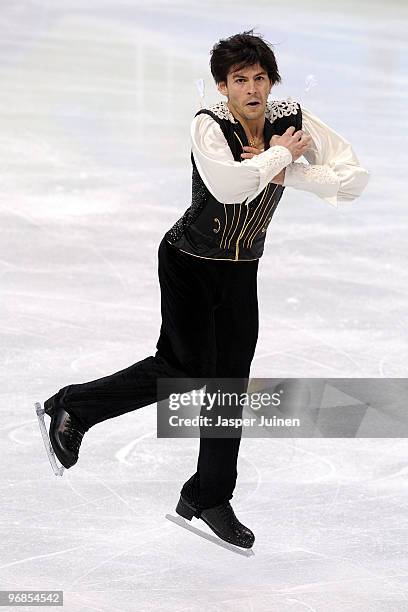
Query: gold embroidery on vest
246 184 279 247
239 184 270 248
221 203 236 249
219 204 228 247
227 204 243 249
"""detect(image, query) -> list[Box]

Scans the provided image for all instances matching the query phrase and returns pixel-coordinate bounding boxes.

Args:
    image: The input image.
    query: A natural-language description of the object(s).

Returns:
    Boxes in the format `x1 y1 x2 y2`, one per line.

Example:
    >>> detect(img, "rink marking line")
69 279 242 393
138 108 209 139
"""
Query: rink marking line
239 442 341 520
30 494 117 517
285 599 317 612
0 324 48 339
114 431 155 465
66 522 175 589
0 545 84 570
3 288 155 311
258 319 364 373
73 466 155 517
0 202 44 230
253 348 349 374
85 242 129 295
237 454 263 506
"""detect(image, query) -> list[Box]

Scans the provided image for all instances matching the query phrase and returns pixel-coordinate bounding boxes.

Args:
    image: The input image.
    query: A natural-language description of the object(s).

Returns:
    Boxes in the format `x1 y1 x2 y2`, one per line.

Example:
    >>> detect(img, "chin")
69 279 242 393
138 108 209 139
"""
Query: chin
243 105 264 116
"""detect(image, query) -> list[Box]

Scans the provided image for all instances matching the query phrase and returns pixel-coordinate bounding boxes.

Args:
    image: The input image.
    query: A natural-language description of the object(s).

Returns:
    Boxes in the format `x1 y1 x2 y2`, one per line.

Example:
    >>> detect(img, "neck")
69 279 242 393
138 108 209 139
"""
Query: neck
226 101 264 140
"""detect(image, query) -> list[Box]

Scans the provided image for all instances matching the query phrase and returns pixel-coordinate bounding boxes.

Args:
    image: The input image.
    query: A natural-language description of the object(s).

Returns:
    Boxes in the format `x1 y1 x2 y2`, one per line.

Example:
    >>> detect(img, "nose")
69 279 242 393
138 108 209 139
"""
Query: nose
245 80 261 94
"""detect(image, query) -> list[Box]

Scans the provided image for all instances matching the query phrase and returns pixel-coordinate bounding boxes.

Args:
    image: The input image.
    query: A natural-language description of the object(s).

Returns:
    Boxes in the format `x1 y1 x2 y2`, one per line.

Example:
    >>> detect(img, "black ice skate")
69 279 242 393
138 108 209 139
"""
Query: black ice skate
34 397 89 476
175 495 255 549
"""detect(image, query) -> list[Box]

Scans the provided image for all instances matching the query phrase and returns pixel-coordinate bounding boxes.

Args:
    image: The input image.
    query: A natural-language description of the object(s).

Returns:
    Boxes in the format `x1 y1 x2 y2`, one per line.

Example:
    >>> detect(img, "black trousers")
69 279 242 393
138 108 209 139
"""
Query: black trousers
52 236 259 509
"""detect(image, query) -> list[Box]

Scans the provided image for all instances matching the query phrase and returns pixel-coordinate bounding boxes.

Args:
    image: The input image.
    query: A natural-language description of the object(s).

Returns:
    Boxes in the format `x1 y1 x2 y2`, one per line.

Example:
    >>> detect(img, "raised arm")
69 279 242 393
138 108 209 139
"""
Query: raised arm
191 113 292 204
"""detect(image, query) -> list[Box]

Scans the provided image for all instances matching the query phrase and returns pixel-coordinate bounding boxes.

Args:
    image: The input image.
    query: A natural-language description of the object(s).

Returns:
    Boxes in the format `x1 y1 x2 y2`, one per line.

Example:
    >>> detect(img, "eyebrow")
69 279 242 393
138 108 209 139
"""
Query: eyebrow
232 71 267 78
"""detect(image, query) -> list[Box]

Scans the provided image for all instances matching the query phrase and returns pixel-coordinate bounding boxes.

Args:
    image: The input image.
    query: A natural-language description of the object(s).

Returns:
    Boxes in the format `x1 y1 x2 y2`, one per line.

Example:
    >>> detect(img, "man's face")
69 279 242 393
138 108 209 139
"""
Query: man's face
217 62 272 121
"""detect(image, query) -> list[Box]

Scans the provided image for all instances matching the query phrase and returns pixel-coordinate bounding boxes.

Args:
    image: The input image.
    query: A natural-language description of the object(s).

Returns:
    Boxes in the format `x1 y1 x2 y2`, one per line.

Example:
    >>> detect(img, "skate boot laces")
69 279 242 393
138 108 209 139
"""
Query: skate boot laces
65 415 87 454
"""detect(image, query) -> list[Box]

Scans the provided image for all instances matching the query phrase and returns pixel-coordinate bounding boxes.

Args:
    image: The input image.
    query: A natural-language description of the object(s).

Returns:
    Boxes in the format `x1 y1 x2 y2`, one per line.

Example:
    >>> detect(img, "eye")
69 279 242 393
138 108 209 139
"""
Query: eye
236 79 244 83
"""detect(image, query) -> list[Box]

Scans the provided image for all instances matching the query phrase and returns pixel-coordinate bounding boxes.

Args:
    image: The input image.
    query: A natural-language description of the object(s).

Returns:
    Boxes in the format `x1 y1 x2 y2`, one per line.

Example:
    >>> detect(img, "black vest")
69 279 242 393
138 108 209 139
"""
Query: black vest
165 98 302 261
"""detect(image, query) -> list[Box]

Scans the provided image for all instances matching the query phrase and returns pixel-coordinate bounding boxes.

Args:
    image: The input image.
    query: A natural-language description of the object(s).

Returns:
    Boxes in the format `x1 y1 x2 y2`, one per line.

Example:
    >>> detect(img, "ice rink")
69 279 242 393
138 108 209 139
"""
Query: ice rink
1 0 408 610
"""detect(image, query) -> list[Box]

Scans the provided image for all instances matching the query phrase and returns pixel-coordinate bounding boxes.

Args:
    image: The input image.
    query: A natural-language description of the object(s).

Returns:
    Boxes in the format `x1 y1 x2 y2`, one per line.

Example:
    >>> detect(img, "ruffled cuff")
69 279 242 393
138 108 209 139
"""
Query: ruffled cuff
283 161 341 208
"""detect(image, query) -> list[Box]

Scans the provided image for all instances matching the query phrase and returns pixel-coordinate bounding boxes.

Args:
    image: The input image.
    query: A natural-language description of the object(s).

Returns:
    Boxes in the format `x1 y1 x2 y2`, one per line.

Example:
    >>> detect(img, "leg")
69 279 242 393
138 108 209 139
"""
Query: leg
47 238 219 430
181 260 259 509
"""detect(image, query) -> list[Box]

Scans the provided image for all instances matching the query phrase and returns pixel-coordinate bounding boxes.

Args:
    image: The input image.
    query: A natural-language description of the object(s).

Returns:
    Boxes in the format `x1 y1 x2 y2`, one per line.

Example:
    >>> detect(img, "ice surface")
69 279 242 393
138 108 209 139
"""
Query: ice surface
1 1 408 610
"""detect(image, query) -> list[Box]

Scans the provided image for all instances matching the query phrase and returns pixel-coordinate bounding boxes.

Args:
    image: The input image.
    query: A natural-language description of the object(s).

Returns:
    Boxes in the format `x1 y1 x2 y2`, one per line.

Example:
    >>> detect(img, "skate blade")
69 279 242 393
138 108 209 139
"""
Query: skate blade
34 401 65 477
165 514 254 556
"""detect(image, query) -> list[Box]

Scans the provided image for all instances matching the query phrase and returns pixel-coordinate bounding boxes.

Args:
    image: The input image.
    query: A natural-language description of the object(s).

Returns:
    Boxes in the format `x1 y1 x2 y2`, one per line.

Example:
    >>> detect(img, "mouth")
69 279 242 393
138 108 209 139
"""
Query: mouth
246 101 261 107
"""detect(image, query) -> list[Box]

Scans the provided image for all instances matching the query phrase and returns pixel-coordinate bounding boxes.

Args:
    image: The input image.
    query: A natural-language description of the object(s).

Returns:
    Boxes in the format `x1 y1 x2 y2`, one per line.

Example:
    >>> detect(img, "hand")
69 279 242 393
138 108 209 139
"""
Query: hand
270 126 312 161
240 145 263 159
240 145 285 184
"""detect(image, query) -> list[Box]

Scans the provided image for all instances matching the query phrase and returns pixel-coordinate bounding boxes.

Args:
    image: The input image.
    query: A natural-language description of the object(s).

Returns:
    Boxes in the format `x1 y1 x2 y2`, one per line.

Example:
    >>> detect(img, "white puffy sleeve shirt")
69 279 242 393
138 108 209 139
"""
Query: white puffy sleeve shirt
190 104 370 209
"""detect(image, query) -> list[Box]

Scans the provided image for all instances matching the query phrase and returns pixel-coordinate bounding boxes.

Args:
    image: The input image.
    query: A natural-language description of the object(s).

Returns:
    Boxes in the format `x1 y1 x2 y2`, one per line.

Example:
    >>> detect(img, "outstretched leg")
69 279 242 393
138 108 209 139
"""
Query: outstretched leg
39 238 220 470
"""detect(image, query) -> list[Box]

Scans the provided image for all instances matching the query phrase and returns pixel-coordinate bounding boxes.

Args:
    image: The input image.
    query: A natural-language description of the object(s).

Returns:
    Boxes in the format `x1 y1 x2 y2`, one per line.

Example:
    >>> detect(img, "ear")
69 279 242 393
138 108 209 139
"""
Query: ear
217 81 228 97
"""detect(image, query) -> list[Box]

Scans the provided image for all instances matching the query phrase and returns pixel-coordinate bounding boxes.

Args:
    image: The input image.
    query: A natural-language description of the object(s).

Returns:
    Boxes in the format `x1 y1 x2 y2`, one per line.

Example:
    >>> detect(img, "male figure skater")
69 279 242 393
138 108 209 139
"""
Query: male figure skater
38 30 370 549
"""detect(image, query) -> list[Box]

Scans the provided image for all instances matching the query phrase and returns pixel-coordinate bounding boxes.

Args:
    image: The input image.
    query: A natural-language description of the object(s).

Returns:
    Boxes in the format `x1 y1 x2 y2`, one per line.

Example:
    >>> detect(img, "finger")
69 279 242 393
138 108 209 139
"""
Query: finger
286 126 296 133
241 153 255 159
242 146 261 152
296 134 311 146
289 129 303 141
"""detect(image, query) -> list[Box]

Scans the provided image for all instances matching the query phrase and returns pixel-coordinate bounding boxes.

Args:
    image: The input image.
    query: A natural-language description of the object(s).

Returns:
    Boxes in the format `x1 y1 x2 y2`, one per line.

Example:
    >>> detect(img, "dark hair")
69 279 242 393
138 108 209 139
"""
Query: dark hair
210 29 282 86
